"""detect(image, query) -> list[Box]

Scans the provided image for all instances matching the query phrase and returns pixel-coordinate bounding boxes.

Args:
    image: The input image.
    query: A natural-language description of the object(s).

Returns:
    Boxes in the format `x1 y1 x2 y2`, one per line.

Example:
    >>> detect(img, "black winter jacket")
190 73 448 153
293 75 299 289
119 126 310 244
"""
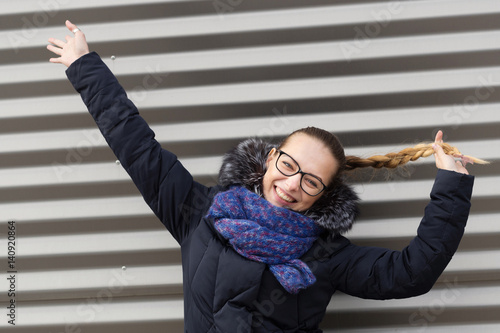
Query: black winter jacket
66 52 475 333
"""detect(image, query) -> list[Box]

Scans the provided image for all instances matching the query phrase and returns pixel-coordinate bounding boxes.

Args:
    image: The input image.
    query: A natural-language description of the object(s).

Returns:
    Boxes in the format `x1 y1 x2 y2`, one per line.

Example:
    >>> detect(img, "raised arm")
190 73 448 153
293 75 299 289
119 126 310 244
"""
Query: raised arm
47 21 210 243
331 132 474 299
332 169 473 299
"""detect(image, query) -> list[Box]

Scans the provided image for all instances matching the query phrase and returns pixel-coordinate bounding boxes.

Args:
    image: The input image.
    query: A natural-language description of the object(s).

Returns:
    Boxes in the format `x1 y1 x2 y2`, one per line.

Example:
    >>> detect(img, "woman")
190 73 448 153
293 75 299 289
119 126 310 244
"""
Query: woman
48 21 475 332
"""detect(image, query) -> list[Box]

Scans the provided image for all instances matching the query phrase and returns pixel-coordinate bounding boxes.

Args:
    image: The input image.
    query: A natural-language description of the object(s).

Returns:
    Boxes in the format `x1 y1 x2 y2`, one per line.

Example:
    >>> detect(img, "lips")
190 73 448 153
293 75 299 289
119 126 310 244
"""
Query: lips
275 186 297 203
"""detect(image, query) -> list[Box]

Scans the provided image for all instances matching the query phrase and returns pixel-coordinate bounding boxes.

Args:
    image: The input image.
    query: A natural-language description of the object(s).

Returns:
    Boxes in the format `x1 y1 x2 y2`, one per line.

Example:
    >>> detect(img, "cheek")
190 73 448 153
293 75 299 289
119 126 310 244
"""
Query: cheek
262 168 280 196
299 192 323 210
262 170 272 194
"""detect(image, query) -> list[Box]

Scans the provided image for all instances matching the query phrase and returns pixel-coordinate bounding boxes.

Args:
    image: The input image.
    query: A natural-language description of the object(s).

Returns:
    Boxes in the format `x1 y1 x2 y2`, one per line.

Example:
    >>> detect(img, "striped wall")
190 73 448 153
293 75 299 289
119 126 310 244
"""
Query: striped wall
1 0 500 332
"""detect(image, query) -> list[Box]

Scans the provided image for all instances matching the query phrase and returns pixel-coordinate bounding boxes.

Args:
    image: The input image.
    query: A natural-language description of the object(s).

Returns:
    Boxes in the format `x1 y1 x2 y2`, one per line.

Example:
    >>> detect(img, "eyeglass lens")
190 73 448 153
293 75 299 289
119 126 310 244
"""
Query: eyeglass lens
277 152 323 195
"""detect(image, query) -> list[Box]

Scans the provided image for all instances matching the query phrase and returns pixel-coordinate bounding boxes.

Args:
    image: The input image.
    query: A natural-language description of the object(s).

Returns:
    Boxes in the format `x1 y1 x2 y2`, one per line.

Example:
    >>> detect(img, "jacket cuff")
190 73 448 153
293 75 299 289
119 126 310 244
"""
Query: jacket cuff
65 52 115 106
434 168 474 199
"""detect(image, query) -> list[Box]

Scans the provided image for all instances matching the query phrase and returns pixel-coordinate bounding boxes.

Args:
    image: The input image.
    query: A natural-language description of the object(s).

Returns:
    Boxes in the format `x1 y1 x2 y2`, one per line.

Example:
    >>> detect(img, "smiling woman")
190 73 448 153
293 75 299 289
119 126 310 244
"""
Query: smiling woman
46 20 485 333
263 133 338 211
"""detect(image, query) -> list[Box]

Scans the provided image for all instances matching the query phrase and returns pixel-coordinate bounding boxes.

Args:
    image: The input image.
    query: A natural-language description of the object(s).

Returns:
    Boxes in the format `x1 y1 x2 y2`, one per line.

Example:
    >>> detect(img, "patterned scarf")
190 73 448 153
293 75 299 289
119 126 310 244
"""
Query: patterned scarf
206 186 323 294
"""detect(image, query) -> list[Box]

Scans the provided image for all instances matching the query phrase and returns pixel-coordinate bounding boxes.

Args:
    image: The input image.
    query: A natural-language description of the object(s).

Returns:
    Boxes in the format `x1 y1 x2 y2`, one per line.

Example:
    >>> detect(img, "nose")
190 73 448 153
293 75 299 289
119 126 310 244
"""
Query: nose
285 174 301 192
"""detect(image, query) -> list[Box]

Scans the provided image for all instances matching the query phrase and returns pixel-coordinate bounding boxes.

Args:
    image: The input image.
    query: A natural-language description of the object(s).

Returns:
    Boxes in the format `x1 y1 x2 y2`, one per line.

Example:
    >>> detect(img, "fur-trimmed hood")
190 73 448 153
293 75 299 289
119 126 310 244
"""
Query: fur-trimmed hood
218 138 359 235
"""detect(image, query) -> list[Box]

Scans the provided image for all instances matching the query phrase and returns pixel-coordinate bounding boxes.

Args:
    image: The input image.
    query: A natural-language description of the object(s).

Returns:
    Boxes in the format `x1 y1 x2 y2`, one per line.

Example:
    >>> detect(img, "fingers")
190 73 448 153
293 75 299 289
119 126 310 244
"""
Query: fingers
46 36 68 61
455 160 469 175
47 21 79 51
434 130 443 144
432 130 445 157
46 44 62 56
432 130 446 160
47 37 66 48
432 141 446 158
65 20 78 32
66 20 83 36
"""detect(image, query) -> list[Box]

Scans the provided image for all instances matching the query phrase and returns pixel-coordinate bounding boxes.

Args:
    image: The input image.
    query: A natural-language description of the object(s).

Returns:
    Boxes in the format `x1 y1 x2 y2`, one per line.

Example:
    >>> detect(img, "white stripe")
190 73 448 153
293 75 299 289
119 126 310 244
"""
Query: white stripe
2 0 500 49
4 29 500 85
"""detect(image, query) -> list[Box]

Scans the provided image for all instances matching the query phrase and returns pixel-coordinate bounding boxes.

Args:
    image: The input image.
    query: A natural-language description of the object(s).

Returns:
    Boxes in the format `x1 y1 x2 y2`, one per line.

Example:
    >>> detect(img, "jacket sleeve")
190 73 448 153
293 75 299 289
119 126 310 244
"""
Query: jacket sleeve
331 169 474 299
65 52 209 244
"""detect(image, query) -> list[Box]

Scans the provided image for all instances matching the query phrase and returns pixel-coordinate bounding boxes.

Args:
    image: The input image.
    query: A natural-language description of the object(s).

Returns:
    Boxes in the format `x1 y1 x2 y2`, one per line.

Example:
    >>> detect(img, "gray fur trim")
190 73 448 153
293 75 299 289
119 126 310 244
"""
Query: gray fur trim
218 138 359 235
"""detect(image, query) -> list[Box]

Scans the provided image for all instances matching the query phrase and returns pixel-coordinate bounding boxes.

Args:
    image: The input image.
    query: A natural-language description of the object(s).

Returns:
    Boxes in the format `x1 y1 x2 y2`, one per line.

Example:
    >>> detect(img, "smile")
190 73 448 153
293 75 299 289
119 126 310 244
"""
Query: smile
275 186 297 203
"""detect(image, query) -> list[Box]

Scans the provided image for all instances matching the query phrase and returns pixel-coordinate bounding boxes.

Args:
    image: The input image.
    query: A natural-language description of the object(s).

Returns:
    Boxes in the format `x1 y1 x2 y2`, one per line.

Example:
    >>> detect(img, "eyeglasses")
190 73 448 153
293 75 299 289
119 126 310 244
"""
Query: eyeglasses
275 150 327 196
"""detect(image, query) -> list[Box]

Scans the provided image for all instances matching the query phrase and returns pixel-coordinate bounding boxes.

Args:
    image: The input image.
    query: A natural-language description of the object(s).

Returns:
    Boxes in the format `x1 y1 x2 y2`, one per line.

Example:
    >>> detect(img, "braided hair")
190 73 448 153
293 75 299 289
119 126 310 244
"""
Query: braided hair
280 127 488 183
345 142 488 171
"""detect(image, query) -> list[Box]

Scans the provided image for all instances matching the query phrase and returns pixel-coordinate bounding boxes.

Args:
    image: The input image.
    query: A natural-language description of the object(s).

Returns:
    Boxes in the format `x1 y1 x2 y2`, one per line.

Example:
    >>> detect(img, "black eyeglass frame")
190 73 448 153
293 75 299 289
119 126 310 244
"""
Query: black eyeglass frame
275 150 327 197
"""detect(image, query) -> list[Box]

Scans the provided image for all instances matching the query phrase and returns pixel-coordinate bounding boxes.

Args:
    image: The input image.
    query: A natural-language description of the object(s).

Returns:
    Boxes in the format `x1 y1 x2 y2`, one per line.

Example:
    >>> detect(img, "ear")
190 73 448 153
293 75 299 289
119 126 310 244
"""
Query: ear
266 148 277 167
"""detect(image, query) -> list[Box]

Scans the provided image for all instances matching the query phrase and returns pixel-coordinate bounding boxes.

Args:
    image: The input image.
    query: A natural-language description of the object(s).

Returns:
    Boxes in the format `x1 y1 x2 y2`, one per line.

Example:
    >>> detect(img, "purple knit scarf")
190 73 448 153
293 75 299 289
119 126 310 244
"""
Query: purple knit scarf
207 186 323 294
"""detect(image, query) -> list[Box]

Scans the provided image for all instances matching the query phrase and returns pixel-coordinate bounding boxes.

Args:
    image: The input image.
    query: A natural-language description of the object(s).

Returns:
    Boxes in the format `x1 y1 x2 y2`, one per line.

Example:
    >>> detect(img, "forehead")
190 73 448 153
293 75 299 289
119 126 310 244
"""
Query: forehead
280 134 337 178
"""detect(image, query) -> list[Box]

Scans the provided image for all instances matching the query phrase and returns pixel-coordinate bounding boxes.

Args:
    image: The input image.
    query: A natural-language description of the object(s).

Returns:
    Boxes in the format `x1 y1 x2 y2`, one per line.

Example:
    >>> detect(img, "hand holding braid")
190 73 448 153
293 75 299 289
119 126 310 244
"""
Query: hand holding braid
345 131 488 175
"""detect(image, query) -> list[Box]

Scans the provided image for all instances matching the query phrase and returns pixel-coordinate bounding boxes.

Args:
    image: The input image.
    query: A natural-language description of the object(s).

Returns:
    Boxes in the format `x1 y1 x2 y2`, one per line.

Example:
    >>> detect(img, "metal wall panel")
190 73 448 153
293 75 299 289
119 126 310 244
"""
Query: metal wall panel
1 0 499 332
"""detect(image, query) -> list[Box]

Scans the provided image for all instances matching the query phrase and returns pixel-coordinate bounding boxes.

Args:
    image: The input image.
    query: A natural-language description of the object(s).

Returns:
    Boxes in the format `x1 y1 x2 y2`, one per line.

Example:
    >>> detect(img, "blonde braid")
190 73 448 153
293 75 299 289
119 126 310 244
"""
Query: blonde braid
345 142 489 171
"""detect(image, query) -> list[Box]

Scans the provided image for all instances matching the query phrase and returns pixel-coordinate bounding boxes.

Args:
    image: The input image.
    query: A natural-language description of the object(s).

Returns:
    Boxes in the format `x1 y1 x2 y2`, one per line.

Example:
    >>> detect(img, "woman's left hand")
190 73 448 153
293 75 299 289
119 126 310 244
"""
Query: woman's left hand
432 130 469 175
47 20 89 68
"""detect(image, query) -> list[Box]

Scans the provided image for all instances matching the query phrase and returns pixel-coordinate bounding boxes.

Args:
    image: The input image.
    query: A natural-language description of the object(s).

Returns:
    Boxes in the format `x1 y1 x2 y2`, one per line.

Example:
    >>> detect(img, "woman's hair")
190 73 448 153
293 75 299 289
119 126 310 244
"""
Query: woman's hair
280 127 488 184
343 142 488 170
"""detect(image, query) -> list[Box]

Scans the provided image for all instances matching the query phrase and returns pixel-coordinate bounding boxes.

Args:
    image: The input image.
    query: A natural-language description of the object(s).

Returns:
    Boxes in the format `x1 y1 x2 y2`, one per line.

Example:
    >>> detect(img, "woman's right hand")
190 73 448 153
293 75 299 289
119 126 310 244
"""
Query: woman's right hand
432 130 469 175
47 20 90 68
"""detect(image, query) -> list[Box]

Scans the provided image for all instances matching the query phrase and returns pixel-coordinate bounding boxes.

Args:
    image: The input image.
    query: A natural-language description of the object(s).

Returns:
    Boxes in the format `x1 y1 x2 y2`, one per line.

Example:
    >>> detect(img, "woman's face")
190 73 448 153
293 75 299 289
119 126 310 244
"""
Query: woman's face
262 133 339 211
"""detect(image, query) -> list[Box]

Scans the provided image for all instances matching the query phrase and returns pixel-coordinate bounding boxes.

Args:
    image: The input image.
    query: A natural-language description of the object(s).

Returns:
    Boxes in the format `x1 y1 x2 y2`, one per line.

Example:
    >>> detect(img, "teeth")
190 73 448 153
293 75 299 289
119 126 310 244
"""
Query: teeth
276 187 295 203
